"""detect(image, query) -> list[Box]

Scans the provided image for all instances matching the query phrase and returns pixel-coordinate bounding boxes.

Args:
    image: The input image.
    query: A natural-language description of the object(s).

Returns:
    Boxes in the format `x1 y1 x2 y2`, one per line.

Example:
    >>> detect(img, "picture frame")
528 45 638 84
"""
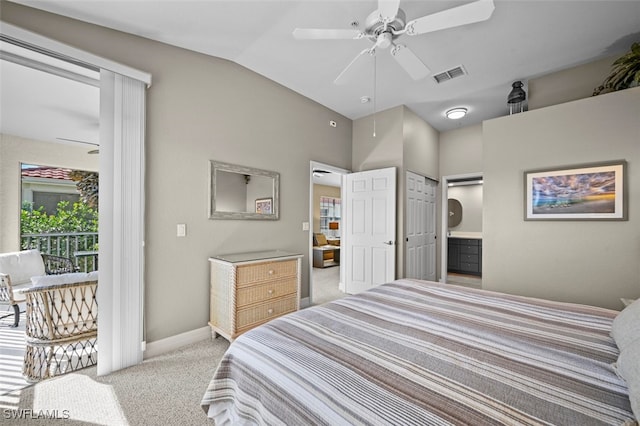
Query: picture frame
524 160 627 221
255 198 273 215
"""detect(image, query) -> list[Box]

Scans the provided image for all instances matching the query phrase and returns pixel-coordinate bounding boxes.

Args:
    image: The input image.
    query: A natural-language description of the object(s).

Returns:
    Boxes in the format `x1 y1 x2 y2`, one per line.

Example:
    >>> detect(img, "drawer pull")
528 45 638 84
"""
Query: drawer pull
267 289 274 295
268 269 274 275
267 308 274 314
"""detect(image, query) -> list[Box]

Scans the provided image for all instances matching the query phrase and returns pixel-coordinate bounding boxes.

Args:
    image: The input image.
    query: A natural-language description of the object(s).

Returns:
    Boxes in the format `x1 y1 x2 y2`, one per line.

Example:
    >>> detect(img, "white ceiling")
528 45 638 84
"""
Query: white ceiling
1 0 639 150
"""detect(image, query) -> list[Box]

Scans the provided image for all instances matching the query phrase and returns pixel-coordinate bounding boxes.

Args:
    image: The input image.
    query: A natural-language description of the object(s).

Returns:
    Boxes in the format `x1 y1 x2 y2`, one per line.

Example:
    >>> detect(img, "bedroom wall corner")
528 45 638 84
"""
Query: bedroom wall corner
352 105 439 279
483 87 640 310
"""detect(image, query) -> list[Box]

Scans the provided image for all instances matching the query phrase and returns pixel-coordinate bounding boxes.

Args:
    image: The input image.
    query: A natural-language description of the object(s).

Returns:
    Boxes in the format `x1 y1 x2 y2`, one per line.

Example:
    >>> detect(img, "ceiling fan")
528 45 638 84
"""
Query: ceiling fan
293 0 495 84
56 137 100 154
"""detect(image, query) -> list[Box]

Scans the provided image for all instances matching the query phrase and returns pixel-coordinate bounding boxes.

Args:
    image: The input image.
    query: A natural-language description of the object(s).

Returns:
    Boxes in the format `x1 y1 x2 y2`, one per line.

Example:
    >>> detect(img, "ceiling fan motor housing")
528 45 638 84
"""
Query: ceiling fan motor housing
365 8 406 46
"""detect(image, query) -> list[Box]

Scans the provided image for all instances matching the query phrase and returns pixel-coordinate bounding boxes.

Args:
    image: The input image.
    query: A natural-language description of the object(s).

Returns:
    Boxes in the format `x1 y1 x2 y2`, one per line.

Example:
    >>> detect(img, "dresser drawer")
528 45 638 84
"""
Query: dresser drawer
460 245 479 255
459 262 480 273
452 238 479 246
236 278 297 307
460 254 478 263
236 260 298 286
236 295 297 331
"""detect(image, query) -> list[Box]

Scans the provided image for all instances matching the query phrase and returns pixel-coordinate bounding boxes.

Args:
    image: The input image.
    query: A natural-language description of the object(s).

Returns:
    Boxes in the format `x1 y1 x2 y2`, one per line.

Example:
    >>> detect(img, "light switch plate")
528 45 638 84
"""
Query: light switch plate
302 221 310 231
177 223 186 237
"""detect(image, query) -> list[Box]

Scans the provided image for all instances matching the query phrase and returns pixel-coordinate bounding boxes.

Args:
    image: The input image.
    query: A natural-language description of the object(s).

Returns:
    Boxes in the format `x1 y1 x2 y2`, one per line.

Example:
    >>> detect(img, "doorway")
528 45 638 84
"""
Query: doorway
440 173 483 287
309 161 348 306
1 23 150 376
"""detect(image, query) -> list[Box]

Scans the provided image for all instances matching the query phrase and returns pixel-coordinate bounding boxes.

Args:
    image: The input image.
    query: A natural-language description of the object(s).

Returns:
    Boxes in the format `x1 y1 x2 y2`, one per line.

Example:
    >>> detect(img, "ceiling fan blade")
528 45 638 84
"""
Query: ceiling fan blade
406 0 495 36
390 44 430 80
334 48 374 85
378 0 400 22
293 28 362 40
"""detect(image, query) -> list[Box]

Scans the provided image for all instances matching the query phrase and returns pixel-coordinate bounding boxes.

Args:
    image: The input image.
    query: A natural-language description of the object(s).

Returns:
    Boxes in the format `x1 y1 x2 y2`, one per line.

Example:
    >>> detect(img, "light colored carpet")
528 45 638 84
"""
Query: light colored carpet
0 268 344 425
1 333 230 425
311 265 346 305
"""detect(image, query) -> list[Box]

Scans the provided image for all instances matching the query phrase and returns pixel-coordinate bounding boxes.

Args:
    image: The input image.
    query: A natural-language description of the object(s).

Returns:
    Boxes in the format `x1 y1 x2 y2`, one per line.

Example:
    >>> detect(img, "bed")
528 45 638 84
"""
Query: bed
201 279 639 425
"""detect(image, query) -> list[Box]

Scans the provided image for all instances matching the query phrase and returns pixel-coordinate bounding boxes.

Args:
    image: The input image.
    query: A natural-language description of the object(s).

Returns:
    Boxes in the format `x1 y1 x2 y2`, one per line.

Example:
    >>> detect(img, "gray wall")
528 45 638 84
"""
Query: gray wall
439 124 483 177
3 3 353 342
352 105 403 171
403 106 439 180
483 87 640 309
528 55 618 111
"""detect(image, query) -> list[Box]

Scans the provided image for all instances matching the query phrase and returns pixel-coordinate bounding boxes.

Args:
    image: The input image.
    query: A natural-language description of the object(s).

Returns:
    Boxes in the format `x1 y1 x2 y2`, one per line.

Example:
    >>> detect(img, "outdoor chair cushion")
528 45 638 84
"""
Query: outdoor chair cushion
30 270 99 288
0 249 45 285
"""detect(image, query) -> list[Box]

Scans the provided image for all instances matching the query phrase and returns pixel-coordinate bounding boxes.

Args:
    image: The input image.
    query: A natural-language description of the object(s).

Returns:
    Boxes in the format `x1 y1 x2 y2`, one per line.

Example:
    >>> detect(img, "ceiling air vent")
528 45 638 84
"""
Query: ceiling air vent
433 65 467 84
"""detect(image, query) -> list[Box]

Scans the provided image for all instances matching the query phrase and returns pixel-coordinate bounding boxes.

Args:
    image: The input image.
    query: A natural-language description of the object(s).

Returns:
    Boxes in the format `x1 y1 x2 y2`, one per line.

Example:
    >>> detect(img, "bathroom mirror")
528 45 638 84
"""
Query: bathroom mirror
209 161 279 220
448 198 463 228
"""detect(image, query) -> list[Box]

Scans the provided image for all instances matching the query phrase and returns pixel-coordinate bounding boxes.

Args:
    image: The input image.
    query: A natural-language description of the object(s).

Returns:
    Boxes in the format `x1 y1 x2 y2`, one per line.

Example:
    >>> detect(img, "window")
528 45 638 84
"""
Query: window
21 164 83 214
33 192 79 215
319 196 341 236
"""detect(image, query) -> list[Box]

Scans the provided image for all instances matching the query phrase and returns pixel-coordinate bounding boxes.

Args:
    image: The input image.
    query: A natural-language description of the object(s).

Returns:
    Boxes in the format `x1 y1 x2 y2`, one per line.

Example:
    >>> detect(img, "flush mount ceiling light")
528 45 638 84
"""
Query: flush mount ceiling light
446 107 467 119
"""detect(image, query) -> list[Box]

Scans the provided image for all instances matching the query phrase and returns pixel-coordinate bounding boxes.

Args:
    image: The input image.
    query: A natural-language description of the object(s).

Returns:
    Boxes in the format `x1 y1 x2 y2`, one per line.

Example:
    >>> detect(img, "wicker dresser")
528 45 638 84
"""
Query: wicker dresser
208 250 303 341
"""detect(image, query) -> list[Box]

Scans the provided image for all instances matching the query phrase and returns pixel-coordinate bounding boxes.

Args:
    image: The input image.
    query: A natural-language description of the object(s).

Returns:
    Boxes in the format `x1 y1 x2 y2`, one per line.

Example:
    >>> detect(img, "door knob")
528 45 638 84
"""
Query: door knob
383 241 394 245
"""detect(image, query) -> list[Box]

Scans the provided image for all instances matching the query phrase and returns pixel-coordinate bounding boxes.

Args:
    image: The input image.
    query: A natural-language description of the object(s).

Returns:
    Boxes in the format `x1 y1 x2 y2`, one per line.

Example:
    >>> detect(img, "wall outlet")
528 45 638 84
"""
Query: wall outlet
177 223 186 237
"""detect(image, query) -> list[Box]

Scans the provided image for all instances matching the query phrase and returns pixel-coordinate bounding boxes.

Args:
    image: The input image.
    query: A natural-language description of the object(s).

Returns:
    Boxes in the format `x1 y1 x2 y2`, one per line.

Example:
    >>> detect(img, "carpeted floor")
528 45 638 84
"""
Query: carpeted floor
311 265 345 305
0 267 344 425
0 322 230 426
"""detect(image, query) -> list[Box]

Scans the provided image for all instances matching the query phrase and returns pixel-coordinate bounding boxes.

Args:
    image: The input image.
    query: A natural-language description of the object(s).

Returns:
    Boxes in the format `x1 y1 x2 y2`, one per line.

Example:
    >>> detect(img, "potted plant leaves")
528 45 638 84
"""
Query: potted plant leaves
593 42 640 95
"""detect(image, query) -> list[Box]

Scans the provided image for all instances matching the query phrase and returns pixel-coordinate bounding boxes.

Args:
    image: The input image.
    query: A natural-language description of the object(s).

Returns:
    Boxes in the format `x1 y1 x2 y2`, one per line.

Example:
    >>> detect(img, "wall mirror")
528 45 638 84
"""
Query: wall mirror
209 161 279 220
448 198 463 228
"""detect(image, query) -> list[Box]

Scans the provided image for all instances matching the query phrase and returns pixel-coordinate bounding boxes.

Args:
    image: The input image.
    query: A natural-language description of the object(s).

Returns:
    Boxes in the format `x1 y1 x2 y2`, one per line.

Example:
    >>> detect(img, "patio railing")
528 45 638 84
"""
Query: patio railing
21 232 98 273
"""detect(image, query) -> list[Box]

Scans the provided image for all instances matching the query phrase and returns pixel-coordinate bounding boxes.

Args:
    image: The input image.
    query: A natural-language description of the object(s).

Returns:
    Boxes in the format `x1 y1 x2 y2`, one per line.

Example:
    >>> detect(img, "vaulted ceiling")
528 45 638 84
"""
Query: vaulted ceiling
2 0 639 150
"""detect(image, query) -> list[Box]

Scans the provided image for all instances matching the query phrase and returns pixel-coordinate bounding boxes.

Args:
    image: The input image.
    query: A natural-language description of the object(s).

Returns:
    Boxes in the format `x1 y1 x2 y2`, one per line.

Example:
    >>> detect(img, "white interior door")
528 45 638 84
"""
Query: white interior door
343 167 396 294
405 172 437 281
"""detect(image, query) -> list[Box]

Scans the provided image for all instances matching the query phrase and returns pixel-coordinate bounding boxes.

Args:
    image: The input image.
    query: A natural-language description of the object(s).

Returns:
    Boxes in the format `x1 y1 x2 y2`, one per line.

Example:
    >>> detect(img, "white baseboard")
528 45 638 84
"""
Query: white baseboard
143 325 210 359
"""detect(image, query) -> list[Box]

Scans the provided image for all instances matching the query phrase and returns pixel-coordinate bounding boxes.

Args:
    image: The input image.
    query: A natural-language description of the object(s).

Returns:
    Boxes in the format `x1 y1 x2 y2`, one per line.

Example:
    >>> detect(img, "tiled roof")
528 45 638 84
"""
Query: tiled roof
21 167 73 181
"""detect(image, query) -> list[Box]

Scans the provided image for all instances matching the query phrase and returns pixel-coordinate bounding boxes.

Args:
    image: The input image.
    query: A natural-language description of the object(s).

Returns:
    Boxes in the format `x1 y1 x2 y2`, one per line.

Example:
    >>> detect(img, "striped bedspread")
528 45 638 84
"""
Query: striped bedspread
201 279 635 425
